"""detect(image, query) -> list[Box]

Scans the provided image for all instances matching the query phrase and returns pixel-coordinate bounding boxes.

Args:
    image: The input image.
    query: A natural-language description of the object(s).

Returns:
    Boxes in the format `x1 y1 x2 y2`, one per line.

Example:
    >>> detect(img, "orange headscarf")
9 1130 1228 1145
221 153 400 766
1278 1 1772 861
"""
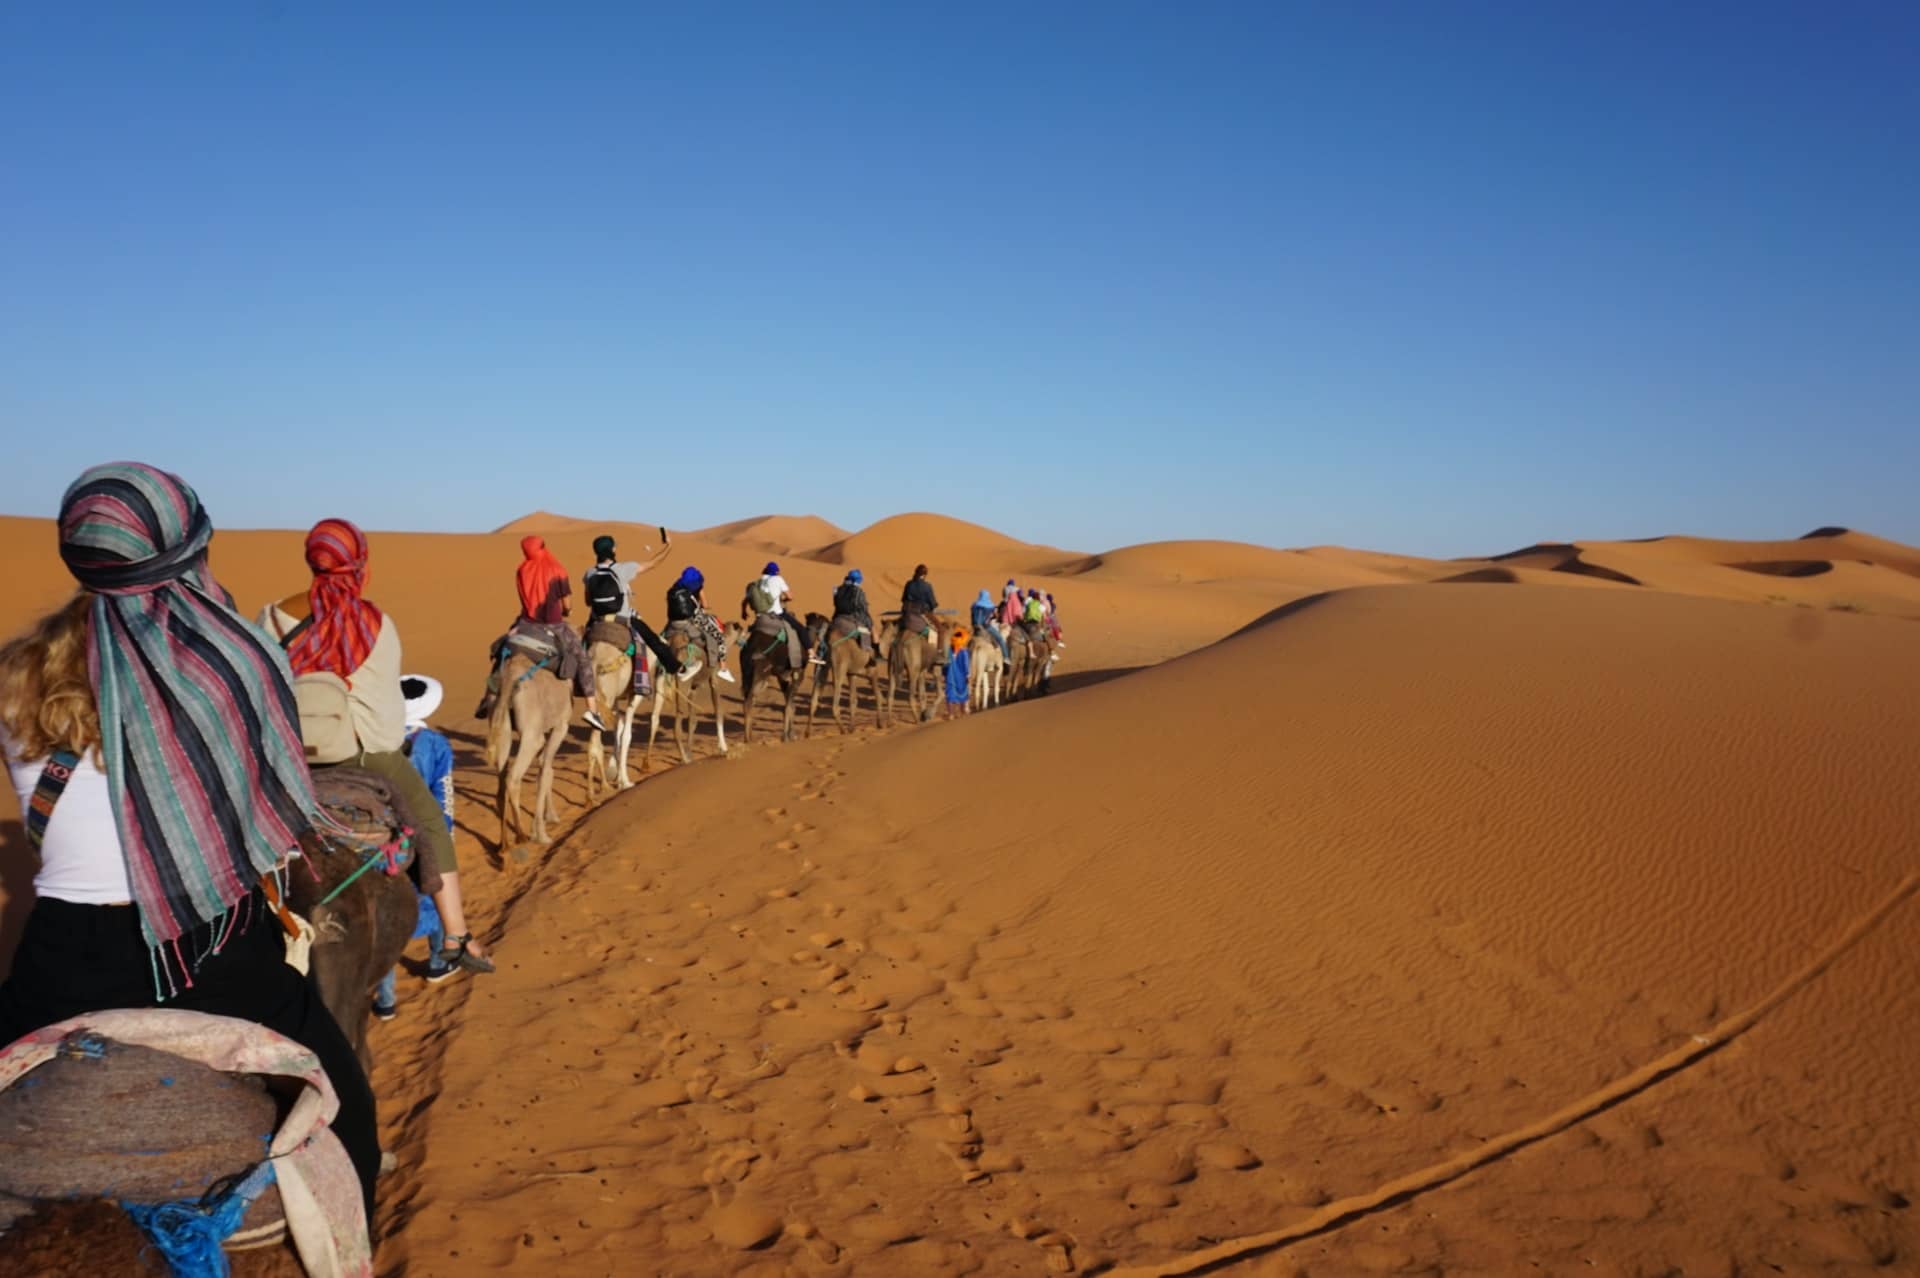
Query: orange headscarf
515 535 569 621
288 518 383 678
950 626 970 652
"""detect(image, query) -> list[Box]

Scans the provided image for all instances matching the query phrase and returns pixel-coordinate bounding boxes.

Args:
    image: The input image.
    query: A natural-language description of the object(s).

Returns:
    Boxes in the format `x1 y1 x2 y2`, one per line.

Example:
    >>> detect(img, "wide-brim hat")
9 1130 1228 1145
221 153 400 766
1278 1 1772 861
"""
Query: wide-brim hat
401 673 443 725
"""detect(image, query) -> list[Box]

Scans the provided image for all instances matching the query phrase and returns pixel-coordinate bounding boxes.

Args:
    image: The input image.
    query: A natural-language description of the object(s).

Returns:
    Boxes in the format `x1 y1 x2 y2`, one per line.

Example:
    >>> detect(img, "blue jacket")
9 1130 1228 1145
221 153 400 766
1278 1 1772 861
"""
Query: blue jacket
944 649 971 702
404 726 456 831
969 603 995 631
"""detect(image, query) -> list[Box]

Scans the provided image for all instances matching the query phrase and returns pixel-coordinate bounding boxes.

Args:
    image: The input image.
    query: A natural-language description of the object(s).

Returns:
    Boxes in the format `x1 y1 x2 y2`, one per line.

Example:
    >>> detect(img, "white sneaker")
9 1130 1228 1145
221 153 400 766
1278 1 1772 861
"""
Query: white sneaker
717 669 737 684
584 710 608 731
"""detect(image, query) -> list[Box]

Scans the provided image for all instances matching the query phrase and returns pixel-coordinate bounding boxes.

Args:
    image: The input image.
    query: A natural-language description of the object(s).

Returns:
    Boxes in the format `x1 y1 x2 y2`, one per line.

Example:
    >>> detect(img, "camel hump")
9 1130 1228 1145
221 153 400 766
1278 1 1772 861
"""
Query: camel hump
0 1027 284 1228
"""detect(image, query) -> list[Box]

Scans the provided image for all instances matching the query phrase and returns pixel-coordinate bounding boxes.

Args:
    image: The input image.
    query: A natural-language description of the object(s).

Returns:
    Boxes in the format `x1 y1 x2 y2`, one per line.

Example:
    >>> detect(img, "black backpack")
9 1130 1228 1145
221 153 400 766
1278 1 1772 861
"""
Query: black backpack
665 583 698 623
833 583 863 618
584 566 624 617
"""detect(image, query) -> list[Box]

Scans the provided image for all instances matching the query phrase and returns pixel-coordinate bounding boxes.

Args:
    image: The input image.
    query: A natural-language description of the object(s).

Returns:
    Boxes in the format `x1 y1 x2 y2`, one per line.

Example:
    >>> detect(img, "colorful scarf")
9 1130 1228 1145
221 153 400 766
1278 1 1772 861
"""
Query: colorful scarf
58 462 325 960
515 535 568 620
286 518 383 681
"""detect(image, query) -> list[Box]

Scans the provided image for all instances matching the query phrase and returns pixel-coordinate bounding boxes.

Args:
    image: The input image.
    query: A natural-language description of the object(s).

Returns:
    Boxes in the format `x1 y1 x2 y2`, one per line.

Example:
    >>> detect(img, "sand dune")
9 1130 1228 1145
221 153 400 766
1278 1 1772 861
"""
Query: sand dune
1 513 1917 1275
812 512 1078 576
1482 531 1920 619
691 514 850 559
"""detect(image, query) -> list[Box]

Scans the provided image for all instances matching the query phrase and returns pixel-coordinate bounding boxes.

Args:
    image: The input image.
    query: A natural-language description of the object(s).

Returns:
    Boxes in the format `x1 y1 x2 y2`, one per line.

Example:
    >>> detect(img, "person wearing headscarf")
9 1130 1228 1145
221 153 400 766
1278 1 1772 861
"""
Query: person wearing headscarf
0 462 380 1222
970 587 1008 660
942 626 973 720
999 579 1022 629
664 566 734 682
821 569 875 662
475 535 607 727
261 519 494 979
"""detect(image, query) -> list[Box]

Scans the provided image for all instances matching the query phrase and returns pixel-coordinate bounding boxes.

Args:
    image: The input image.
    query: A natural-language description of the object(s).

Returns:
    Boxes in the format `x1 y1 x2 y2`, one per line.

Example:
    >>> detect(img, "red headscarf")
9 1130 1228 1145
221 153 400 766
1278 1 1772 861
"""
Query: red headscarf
287 518 384 678
516 535 569 621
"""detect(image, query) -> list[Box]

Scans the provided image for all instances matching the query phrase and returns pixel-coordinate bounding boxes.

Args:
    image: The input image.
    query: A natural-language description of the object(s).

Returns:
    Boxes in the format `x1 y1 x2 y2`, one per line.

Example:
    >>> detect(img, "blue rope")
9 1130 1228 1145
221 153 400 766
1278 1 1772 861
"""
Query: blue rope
122 1158 277 1278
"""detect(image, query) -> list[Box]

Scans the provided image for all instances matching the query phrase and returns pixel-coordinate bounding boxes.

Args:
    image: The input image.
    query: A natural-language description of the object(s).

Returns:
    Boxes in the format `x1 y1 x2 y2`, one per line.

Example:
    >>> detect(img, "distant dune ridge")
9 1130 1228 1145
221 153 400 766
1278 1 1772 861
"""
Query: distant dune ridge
0 507 1916 1274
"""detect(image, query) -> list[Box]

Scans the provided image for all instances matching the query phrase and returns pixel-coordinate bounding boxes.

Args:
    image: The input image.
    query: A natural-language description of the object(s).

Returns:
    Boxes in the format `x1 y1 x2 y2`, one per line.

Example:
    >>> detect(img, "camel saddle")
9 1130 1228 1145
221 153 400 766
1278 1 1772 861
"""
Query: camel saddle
584 618 633 652
502 620 578 687
0 1030 287 1246
900 608 937 642
827 615 872 652
310 764 421 862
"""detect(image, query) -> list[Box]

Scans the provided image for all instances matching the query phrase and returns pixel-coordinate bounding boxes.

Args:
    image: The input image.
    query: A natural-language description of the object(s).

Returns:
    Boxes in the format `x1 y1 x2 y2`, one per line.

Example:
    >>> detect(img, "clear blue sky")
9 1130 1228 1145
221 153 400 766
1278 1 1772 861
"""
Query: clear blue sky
2 2 1914 556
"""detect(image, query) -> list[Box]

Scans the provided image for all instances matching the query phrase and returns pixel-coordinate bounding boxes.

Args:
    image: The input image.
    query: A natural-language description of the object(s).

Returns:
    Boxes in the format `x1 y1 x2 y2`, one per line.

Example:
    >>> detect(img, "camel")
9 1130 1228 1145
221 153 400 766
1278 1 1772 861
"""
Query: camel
292 766 418 1069
883 609 952 723
807 614 885 735
645 619 730 769
1003 622 1052 701
739 611 816 744
584 623 654 800
969 628 1006 710
486 650 572 846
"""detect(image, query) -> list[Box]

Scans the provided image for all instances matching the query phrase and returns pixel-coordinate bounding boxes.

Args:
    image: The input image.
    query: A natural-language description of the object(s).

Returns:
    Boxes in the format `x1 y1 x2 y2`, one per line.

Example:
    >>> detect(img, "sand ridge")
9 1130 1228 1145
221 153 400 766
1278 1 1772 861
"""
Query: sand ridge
0 514 1917 1274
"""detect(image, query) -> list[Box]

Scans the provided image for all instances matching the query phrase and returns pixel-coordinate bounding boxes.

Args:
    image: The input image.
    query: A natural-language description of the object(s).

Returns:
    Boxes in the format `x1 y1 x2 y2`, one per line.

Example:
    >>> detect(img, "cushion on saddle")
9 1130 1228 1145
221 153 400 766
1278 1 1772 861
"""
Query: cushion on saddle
0 1031 286 1239
749 613 787 641
585 619 632 652
504 620 580 687
309 765 413 858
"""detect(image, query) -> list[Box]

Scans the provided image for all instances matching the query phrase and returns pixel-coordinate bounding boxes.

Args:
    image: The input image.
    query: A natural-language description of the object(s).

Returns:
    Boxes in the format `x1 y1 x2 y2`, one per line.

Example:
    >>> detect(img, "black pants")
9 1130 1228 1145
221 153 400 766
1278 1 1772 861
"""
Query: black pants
625 614 681 675
0 892 380 1223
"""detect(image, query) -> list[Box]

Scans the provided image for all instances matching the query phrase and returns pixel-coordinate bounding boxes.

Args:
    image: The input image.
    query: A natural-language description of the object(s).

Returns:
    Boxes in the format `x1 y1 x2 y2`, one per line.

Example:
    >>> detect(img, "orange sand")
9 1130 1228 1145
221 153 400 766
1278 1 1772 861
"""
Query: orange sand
1 513 1917 1275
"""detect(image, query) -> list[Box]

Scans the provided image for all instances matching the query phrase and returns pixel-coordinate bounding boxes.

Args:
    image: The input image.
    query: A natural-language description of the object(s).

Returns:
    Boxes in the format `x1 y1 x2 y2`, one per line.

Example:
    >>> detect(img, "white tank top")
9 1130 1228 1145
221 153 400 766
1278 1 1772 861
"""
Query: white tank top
2 730 134 905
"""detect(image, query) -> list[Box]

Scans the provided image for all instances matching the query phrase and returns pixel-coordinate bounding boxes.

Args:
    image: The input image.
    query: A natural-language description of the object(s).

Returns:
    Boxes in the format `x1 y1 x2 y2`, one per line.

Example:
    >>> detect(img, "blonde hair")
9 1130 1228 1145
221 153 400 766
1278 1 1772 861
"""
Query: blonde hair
0 592 102 762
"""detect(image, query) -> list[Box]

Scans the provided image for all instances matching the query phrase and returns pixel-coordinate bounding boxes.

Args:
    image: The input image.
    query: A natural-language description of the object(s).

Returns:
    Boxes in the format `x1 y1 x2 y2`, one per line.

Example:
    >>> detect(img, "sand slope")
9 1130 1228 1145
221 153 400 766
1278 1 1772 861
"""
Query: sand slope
692 515 850 559
812 513 1077 576
390 584 1918 1275
0 516 1916 1275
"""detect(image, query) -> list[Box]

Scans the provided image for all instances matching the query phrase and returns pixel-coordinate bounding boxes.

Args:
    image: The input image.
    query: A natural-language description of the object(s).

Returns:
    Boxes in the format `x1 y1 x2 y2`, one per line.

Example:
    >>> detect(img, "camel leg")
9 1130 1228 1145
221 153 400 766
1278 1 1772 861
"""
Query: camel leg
585 729 605 803
708 677 728 756
615 698 637 789
782 677 798 741
533 725 566 843
741 667 757 745
807 671 824 739
641 683 664 771
496 760 518 847
505 719 542 846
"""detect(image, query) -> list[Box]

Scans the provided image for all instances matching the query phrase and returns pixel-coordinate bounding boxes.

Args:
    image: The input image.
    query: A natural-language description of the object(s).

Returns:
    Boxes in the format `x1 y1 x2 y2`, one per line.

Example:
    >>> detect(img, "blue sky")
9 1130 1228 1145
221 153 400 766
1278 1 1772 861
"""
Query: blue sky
2 2 1914 556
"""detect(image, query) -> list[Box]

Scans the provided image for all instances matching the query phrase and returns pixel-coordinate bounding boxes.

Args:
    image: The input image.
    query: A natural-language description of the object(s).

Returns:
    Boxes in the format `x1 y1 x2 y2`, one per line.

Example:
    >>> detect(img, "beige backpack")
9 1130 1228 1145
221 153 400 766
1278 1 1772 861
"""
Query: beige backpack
273 613 361 765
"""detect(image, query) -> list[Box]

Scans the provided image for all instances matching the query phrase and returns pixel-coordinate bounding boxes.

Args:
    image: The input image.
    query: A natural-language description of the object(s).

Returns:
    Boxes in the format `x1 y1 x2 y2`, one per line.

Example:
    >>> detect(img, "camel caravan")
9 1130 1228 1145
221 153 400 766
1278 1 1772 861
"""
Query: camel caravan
0 469 1061 1274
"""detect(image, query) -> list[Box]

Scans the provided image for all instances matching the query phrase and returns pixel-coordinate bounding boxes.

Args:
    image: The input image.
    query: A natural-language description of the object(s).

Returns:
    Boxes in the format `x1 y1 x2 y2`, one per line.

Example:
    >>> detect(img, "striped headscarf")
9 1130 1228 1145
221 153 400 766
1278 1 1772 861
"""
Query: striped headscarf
286 518 383 680
515 535 568 620
58 462 326 958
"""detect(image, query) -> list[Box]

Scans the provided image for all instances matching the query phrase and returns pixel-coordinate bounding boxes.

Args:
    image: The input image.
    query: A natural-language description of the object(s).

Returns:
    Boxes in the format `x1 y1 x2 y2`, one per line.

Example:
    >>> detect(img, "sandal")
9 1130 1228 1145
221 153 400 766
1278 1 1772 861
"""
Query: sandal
438 934 495 975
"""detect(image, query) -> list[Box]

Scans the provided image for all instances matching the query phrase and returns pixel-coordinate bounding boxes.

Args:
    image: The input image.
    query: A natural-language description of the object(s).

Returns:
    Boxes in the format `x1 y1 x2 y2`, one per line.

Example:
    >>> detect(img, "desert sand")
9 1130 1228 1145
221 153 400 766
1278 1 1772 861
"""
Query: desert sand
1 511 1917 1276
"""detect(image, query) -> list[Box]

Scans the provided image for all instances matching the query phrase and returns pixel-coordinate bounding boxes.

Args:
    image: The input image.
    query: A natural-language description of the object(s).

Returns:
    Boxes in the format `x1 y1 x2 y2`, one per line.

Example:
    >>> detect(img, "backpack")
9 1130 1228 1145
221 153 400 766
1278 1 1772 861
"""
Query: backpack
666 583 698 623
583 566 625 617
833 582 863 618
747 578 777 615
274 615 360 765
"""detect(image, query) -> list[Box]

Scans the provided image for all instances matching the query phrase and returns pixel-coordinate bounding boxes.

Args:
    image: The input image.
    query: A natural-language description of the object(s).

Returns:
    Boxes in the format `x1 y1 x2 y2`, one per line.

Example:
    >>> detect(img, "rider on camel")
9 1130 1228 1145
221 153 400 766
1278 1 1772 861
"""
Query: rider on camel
664 566 736 683
972 588 1008 659
475 536 607 730
821 568 876 662
582 533 683 695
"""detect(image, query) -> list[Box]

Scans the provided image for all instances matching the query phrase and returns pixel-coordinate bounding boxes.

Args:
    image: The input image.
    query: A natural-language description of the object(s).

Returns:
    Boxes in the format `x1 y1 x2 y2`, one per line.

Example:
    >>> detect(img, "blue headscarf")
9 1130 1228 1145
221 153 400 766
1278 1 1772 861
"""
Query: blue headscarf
677 566 704 591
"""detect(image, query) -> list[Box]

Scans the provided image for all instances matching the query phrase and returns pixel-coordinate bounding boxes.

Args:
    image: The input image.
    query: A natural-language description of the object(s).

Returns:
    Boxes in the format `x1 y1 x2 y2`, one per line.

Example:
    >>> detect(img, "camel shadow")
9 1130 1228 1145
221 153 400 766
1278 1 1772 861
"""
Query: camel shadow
0 821 35 985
